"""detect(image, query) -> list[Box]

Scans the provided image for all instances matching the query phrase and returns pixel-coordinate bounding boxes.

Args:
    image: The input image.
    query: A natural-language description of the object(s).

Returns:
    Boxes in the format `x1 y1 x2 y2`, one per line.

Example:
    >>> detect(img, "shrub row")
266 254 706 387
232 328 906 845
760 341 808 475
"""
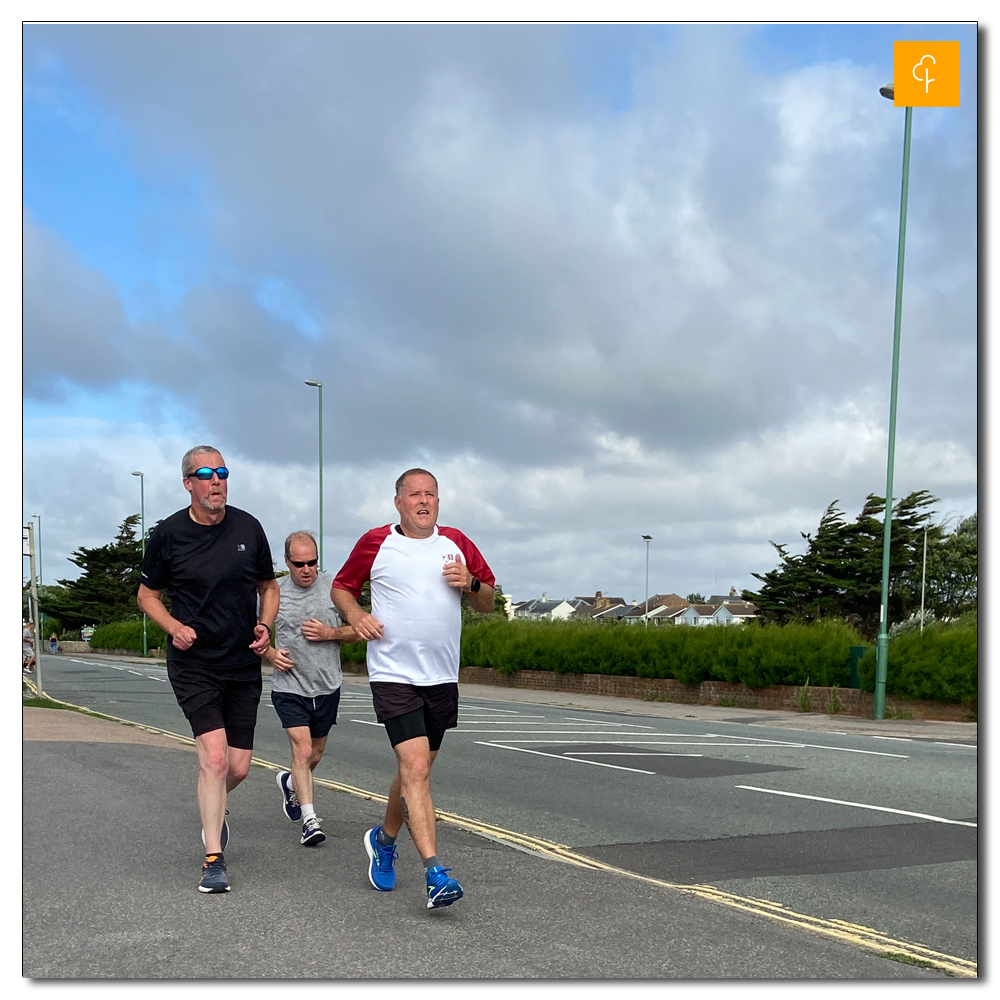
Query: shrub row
858 612 978 704
89 619 167 653
459 619 859 688
342 619 858 689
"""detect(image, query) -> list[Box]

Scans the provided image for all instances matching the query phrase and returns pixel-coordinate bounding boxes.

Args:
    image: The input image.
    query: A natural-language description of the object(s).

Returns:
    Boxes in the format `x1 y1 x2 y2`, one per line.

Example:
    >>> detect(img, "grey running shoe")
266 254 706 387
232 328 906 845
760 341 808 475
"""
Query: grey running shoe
198 854 230 893
300 815 326 846
201 811 230 852
277 771 302 821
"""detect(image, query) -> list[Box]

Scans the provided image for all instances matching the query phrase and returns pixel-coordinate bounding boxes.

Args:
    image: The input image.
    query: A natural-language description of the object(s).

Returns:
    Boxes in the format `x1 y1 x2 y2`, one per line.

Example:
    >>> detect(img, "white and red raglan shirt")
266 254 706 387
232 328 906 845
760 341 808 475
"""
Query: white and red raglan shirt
332 525 496 686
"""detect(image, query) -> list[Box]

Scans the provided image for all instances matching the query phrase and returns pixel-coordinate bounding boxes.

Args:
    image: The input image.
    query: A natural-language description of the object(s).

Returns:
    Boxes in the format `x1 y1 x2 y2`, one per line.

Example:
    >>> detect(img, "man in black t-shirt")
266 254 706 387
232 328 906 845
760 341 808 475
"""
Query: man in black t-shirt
138 445 278 894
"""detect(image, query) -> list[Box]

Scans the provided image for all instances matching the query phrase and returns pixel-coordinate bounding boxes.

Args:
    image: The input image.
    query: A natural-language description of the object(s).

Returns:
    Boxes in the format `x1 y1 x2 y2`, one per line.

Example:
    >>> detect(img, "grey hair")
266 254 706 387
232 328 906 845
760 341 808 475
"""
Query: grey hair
395 468 438 496
284 531 318 560
182 445 223 477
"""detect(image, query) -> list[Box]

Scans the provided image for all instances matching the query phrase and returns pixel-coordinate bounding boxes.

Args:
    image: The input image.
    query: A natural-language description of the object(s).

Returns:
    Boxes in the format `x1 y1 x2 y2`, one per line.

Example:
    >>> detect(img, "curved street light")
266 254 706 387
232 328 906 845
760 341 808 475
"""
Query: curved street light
872 83 913 720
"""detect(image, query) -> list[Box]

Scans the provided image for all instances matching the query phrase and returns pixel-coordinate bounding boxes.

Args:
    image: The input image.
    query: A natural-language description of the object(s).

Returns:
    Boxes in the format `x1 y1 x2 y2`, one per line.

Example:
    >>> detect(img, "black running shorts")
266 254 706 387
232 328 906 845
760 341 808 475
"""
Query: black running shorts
370 681 459 752
168 661 262 749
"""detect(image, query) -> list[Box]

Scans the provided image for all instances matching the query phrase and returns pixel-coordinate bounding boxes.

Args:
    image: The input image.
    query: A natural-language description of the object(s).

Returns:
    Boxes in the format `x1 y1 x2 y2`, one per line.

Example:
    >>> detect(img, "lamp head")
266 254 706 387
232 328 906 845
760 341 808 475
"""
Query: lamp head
305 379 323 387
132 471 144 477
641 535 652 541
879 83 895 100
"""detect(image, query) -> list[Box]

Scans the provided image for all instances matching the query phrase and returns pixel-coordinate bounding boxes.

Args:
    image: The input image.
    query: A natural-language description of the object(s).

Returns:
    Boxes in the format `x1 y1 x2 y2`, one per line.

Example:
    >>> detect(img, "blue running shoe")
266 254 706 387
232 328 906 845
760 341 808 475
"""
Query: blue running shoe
425 866 463 909
201 811 230 852
364 827 397 891
277 771 301 821
198 854 230 893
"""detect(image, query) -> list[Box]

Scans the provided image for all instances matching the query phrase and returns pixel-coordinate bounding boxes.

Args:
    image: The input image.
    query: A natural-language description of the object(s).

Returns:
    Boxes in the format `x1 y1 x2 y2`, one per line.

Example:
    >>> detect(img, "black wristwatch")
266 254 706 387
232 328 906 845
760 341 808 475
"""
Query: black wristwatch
470 577 481 594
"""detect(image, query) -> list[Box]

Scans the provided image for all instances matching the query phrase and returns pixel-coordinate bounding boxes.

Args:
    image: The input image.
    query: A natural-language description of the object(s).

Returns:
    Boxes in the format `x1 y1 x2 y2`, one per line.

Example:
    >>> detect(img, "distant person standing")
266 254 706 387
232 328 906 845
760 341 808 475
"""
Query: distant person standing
49 631 59 654
268 531 359 847
137 445 278 894
332 468 495 909
22 624 35 673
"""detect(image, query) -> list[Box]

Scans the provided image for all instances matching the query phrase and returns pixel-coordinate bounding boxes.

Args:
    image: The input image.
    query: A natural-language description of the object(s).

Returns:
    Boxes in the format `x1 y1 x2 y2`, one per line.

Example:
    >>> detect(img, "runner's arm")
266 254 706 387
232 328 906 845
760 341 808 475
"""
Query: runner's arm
331 586 383 640
137 584 197 650
252 578 280 654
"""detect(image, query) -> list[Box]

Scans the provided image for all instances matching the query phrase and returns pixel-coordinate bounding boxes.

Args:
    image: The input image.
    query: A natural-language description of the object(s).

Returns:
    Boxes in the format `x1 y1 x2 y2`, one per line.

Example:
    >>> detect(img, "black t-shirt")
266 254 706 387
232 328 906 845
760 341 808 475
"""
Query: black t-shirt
140 505 275 671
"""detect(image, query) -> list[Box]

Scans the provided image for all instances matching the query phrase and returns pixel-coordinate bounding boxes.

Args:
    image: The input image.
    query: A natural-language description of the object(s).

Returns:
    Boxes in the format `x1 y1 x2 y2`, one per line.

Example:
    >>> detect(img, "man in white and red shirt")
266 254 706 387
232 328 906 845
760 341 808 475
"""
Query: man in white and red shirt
332 468 495 909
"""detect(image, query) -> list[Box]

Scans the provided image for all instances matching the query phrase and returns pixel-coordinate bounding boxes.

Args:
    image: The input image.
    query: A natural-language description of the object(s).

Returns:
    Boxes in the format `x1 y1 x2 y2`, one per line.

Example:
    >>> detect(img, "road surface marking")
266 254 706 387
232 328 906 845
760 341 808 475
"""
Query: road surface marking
735 786 977 827
871 736 913 742
562 717 657 728
19 691 978 979
563 751 703 757
476 742 656 774
707 734 908 758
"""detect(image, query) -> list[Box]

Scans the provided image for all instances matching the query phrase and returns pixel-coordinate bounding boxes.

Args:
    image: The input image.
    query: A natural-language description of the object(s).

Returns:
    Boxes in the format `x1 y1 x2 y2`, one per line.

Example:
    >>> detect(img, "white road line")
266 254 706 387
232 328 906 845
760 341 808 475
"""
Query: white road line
935 742 977 749
871 736 913 742
351 720 384 727
456 717 548 722
127 670 143 676
482 740 806 747
457 706 525 715
561 717 656 729
735 786 978 827
449 729 673 735
476 742 656 775
705 734 908 758
563 752 703 758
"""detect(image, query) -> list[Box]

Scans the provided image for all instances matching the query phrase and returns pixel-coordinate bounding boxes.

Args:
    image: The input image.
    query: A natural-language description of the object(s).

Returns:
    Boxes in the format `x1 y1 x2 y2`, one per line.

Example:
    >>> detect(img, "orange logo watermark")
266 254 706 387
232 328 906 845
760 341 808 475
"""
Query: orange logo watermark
893 41 960 107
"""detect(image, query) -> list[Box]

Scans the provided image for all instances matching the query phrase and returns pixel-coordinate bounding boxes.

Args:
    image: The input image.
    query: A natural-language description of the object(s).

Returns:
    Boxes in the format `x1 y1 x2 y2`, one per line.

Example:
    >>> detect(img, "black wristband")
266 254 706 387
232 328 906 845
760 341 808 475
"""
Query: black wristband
257 622 273 638
470 577 481 593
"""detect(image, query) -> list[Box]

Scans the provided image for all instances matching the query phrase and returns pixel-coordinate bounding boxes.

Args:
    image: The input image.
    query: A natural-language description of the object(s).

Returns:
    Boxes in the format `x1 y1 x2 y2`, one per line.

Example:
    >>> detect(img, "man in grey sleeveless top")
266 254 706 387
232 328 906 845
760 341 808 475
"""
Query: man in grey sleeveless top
267 531 359 846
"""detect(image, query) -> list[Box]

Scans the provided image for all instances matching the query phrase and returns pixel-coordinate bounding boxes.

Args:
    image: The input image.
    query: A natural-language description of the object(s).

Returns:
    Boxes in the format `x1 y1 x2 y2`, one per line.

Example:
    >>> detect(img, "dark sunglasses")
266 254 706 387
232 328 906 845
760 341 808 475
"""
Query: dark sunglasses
289 558 318 568
186 467 229 481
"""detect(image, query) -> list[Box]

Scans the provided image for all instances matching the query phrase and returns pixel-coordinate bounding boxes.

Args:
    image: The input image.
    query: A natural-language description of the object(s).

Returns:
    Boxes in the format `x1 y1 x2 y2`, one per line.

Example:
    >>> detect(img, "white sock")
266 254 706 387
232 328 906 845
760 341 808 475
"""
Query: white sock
302 804 316 821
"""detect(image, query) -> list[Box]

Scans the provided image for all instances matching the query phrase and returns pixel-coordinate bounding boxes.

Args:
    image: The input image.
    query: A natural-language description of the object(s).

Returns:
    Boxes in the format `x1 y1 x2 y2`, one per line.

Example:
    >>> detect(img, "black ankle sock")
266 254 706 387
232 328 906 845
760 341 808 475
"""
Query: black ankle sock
422 855 440 870
376 827 396 847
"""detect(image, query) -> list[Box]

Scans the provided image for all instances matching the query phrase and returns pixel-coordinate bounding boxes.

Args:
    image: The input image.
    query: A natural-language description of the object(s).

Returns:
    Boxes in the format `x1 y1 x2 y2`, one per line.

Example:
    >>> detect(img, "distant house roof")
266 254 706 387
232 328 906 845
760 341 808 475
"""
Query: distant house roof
708 595 752 606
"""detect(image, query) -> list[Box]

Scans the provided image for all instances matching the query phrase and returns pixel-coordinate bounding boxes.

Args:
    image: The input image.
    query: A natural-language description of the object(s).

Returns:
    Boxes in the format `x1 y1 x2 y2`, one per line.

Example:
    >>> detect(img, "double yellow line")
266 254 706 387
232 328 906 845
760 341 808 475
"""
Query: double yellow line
26 689 976 978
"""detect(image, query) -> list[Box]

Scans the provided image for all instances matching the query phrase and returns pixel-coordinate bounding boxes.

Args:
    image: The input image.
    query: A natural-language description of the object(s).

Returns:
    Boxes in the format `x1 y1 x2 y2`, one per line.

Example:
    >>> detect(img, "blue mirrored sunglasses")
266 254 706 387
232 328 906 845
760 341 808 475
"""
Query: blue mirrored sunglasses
187 466 229 481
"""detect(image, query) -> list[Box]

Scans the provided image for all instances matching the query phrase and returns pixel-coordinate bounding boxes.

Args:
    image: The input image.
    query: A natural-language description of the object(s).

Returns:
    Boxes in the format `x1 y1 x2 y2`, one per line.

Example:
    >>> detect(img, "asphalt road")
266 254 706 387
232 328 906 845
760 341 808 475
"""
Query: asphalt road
27 652 978 976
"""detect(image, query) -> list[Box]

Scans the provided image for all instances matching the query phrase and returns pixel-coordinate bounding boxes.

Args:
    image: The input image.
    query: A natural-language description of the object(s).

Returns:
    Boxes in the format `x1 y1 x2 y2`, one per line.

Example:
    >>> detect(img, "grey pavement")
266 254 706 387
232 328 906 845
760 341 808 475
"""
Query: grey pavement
23 705 949 980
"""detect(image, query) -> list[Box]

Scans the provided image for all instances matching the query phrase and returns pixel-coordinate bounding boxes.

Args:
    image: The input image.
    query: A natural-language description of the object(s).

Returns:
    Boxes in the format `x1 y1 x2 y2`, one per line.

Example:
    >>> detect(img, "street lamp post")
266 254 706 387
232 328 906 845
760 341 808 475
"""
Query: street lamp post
641 535 652 628
132 471 147 657
32 513 44 639
305 379 324 571
32 513 42 586
874 83 913 720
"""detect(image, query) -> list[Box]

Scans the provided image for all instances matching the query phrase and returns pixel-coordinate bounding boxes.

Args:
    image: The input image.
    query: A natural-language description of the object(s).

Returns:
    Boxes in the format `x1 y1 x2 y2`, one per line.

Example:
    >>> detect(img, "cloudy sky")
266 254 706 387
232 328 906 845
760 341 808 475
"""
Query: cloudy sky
20 21 978 606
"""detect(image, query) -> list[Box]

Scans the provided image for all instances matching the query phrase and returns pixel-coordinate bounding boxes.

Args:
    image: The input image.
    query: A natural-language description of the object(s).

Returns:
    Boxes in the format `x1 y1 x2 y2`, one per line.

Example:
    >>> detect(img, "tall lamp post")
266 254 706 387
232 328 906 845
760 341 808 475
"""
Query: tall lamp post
132 471 147 657
32 513 44 639
32 513 42 586
873 82 913 720
305 379 324 571
641 535 652 628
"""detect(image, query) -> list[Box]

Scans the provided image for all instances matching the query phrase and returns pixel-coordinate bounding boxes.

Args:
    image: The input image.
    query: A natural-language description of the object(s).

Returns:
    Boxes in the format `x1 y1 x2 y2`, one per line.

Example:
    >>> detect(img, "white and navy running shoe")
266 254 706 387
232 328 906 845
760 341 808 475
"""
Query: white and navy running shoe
277 771 302 821
301 816 326 846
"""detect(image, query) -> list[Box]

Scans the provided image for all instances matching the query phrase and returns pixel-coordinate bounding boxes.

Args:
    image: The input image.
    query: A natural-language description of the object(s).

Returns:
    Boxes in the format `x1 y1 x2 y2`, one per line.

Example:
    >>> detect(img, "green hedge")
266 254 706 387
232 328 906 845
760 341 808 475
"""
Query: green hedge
457 618 857 688
89 620 168 654
858 612 978 704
